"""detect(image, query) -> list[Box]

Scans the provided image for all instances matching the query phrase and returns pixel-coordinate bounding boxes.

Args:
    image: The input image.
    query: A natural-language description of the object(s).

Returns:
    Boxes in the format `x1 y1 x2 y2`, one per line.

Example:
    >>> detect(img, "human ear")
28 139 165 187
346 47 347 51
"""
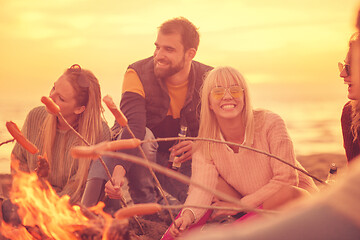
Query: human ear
186 48 197 60
74 105 85 115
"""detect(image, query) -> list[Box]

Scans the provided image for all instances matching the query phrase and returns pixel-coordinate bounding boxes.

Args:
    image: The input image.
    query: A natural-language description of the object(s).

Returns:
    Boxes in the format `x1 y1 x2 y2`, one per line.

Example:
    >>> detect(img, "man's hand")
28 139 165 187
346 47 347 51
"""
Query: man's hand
169 140 193 163
105 165 126 199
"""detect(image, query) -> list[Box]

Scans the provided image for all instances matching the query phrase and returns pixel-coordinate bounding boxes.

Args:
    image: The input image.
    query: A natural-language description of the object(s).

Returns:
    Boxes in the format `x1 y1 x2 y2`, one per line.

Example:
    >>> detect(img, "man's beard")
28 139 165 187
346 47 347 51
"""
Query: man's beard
154 56 185 79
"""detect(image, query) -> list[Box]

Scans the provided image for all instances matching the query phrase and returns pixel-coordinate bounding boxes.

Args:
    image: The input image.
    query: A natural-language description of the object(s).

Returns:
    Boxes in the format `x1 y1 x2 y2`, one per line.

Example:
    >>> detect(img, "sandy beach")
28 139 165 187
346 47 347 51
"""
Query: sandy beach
296 153 347 182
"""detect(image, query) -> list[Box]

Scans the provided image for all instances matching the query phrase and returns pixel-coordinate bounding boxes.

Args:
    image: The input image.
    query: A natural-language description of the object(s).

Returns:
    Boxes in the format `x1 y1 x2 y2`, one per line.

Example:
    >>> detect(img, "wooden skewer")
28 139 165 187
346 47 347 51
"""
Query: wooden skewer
143 136 327 185
0 139 15 147
98 150 274 215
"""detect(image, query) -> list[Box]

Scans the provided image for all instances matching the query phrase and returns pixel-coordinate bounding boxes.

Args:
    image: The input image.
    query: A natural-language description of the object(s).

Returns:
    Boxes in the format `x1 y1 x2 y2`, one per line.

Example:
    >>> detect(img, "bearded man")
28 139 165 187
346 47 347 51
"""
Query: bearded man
83 17 212 209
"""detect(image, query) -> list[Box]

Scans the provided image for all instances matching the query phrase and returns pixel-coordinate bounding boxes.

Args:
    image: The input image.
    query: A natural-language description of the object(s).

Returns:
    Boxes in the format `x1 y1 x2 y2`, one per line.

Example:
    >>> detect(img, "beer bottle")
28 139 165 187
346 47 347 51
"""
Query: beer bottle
168 125 188 171
325 163 337 185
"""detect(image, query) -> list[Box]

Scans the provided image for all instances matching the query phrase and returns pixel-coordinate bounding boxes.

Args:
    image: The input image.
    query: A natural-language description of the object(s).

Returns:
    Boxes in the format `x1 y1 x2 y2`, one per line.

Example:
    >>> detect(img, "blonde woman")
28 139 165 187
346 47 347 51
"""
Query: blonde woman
340 32 360 162
164 66 318 239
11 64 110 204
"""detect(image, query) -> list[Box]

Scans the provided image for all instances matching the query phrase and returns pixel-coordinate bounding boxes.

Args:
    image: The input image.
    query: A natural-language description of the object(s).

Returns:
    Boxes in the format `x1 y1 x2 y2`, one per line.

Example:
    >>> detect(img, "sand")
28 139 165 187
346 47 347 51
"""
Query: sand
0 153 347 239
296 153 347 182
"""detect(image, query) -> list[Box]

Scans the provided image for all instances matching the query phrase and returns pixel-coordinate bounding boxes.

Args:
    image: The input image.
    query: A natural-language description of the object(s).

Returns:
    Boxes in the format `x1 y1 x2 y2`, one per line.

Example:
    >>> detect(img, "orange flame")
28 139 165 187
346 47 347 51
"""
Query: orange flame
1 222 33 239
1 164 114 240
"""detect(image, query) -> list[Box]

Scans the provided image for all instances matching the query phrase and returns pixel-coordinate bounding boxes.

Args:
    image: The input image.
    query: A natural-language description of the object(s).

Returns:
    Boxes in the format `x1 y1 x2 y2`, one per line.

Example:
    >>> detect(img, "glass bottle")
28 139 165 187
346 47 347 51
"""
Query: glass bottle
325 163 337 185
168 125 188 171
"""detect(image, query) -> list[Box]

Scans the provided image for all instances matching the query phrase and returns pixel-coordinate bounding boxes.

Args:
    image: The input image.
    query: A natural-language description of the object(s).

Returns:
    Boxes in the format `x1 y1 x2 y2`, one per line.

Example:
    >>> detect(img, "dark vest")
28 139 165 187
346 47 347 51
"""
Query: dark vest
128 56 212 138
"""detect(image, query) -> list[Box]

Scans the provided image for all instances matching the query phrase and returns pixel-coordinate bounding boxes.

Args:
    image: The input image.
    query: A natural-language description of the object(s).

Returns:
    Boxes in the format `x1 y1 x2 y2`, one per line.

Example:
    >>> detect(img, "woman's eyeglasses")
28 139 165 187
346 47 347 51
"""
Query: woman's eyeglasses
68 64 89 88
338 62 351 76
210 86 244 100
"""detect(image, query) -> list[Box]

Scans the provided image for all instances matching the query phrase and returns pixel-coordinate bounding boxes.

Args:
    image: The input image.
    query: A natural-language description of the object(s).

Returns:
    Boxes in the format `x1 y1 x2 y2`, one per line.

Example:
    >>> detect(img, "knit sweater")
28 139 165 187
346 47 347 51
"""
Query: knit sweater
184 157 360 240
185 110 318 221
11 106 111 202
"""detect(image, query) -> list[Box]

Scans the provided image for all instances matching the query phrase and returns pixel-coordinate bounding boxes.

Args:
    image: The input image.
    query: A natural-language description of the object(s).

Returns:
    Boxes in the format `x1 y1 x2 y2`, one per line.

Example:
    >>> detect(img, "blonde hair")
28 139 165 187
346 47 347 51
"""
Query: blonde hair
196 66 254 158
42 65 105 202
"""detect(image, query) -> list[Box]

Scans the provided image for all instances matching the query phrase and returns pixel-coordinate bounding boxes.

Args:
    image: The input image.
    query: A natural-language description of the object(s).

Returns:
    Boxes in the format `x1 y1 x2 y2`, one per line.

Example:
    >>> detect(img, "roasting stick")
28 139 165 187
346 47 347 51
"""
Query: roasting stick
85 149 273 215
113 203 277 221
71 128 327 227
103 95 177 226
144 137 327 185
72 143 274 215
161 204 276 213
0 139 15 147
41 96 145 234
109 164 145 234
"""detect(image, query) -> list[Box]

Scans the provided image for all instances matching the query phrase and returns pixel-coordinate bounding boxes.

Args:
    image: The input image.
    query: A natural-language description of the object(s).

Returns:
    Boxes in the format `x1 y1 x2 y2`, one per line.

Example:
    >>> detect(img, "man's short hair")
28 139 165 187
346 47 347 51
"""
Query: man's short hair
158 17 200 51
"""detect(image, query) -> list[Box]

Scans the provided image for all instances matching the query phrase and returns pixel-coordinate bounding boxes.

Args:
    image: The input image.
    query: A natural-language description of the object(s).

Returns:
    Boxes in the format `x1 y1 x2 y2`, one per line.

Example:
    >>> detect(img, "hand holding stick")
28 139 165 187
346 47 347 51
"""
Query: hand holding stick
103 95 178 226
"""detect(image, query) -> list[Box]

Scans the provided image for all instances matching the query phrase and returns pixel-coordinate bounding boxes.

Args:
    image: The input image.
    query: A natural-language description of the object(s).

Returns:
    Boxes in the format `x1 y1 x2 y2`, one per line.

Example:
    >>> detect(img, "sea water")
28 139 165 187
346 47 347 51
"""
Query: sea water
0 81 347 174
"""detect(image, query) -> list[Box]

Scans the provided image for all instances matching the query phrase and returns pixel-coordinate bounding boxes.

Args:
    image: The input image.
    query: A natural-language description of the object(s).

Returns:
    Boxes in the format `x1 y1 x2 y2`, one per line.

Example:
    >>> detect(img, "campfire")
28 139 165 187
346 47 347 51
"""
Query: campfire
1 160 134 240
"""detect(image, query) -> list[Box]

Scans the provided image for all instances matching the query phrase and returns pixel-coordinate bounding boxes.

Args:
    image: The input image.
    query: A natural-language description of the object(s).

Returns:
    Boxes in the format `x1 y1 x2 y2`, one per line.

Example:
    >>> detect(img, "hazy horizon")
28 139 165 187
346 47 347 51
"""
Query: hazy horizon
0 0 359 106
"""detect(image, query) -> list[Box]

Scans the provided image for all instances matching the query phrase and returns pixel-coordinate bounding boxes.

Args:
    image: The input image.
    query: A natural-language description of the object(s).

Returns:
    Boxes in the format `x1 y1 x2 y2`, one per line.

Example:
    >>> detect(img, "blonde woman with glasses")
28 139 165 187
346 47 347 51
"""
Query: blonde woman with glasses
163 66 318 239
340 32 360 163
10 64 110 204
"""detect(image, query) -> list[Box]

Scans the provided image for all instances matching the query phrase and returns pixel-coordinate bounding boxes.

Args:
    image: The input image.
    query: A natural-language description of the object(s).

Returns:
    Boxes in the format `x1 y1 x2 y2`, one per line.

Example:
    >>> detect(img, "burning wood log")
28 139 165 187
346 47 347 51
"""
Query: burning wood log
71 212 133 240
104 219 137 240
1 198 21 226
25 225 52 240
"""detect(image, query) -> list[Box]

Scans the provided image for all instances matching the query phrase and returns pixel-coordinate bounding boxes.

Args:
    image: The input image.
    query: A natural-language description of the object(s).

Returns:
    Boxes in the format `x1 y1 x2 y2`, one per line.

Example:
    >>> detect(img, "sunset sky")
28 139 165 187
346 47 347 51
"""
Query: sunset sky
0 0 359 105
0 0 360 161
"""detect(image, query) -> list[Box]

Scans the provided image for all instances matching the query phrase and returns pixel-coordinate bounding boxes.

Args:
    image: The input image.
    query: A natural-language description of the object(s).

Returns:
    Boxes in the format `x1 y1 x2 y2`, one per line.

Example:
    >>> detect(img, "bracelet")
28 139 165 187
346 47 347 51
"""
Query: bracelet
181 208 196 224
